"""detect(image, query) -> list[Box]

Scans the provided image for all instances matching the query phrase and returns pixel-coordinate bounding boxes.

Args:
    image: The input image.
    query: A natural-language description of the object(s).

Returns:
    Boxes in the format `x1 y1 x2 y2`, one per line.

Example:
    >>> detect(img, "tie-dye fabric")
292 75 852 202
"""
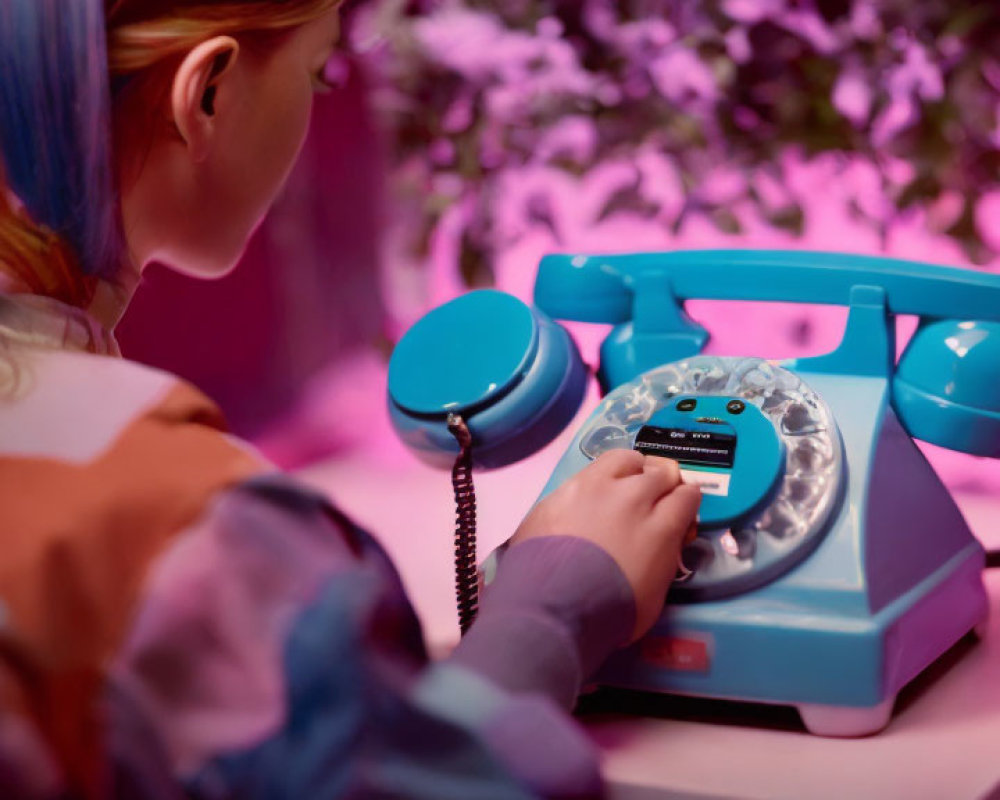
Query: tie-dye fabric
0 296 635 799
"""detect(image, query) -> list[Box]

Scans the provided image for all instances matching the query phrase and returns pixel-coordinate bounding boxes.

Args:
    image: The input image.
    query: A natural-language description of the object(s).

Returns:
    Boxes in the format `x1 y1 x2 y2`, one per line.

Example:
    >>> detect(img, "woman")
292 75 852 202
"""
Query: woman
0 1 701 797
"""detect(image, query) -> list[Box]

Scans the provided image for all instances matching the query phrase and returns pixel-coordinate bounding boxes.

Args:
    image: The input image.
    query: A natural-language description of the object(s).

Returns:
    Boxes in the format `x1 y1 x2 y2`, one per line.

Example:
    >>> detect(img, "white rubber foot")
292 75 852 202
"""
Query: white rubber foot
797 697 895 737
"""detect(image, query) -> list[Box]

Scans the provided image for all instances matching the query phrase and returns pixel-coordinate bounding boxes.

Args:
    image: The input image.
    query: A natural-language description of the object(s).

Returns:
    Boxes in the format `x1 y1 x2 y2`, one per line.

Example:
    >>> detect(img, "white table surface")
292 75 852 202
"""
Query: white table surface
298 405 1000 800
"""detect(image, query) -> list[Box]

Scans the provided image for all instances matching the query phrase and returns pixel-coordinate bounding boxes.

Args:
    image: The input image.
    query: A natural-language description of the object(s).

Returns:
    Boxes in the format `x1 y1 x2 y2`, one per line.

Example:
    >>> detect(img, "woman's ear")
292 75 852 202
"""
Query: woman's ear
170 36 240 163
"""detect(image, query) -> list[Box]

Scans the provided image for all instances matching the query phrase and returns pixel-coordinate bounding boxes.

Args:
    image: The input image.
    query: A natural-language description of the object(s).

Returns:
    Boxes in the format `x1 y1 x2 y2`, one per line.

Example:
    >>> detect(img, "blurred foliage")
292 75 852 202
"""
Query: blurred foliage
345 0 1000 281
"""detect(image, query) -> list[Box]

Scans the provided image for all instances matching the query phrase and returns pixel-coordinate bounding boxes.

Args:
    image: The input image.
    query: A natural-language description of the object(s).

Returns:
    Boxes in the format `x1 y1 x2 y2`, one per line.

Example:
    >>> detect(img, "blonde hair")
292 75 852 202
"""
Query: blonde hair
0 173 100 305
0 0 340 308
108 1 342 73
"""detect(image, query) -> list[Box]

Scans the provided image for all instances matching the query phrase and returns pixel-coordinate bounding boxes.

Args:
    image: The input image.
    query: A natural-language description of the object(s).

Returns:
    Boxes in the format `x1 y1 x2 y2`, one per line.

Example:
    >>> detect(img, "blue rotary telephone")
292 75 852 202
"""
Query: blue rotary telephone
386 250 999 736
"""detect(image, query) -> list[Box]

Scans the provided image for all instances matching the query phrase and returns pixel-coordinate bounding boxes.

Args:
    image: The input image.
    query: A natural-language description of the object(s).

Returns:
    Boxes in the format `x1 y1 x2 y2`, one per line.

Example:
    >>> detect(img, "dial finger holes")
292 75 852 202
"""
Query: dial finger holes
721 529 757 561
581 425 630 459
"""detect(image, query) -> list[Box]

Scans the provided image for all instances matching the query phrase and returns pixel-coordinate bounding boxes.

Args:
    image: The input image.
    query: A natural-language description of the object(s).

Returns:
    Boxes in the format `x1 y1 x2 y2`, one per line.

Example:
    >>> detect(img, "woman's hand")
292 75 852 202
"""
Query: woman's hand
512 449 701 641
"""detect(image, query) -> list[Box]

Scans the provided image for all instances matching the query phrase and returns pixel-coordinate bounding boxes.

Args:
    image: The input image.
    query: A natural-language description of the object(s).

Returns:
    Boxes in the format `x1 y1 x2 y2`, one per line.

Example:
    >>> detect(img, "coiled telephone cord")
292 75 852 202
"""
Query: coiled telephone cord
447 413 478 636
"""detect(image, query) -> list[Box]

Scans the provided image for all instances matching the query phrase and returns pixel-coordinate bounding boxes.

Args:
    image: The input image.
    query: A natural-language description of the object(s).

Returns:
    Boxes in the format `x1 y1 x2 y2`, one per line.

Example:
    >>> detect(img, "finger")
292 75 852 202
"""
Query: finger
589 448 645 479
648 483 703 543
637 456 683 500
684 520 698 544
624 456 682 507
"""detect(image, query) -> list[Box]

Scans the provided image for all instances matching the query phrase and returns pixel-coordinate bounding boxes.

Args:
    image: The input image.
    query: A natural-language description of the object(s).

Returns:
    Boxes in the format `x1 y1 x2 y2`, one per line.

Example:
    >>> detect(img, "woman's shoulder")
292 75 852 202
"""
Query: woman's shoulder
0 351 419 797
0 347 270 556
0 346 242 465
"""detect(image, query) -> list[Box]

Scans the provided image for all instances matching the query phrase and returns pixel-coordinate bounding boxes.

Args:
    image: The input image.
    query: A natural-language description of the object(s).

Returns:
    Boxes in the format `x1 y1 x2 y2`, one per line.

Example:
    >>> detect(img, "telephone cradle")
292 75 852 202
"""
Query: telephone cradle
386 250 1000 736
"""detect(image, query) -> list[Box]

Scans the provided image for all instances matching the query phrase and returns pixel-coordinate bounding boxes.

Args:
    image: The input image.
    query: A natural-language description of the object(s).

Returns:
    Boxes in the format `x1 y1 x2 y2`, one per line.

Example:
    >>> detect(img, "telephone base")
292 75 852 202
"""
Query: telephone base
796 698 894 737
596 545 987 736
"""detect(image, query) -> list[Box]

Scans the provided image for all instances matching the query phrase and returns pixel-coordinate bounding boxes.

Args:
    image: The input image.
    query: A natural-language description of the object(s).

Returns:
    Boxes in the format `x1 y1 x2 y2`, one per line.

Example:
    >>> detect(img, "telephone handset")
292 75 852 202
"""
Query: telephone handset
387 250 997 736
535 249 1000 454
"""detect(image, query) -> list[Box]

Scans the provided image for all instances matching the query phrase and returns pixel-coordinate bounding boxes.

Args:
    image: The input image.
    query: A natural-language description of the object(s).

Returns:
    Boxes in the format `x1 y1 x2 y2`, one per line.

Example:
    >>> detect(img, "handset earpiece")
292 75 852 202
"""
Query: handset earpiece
388 289 587 636
387 290 588 469
893 318 1000 457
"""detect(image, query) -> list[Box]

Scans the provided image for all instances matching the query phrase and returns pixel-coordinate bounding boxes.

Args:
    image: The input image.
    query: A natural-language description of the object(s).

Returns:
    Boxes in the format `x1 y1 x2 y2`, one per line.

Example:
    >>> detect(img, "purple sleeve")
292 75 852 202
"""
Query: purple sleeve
449 536 636 709
93 478 613 800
